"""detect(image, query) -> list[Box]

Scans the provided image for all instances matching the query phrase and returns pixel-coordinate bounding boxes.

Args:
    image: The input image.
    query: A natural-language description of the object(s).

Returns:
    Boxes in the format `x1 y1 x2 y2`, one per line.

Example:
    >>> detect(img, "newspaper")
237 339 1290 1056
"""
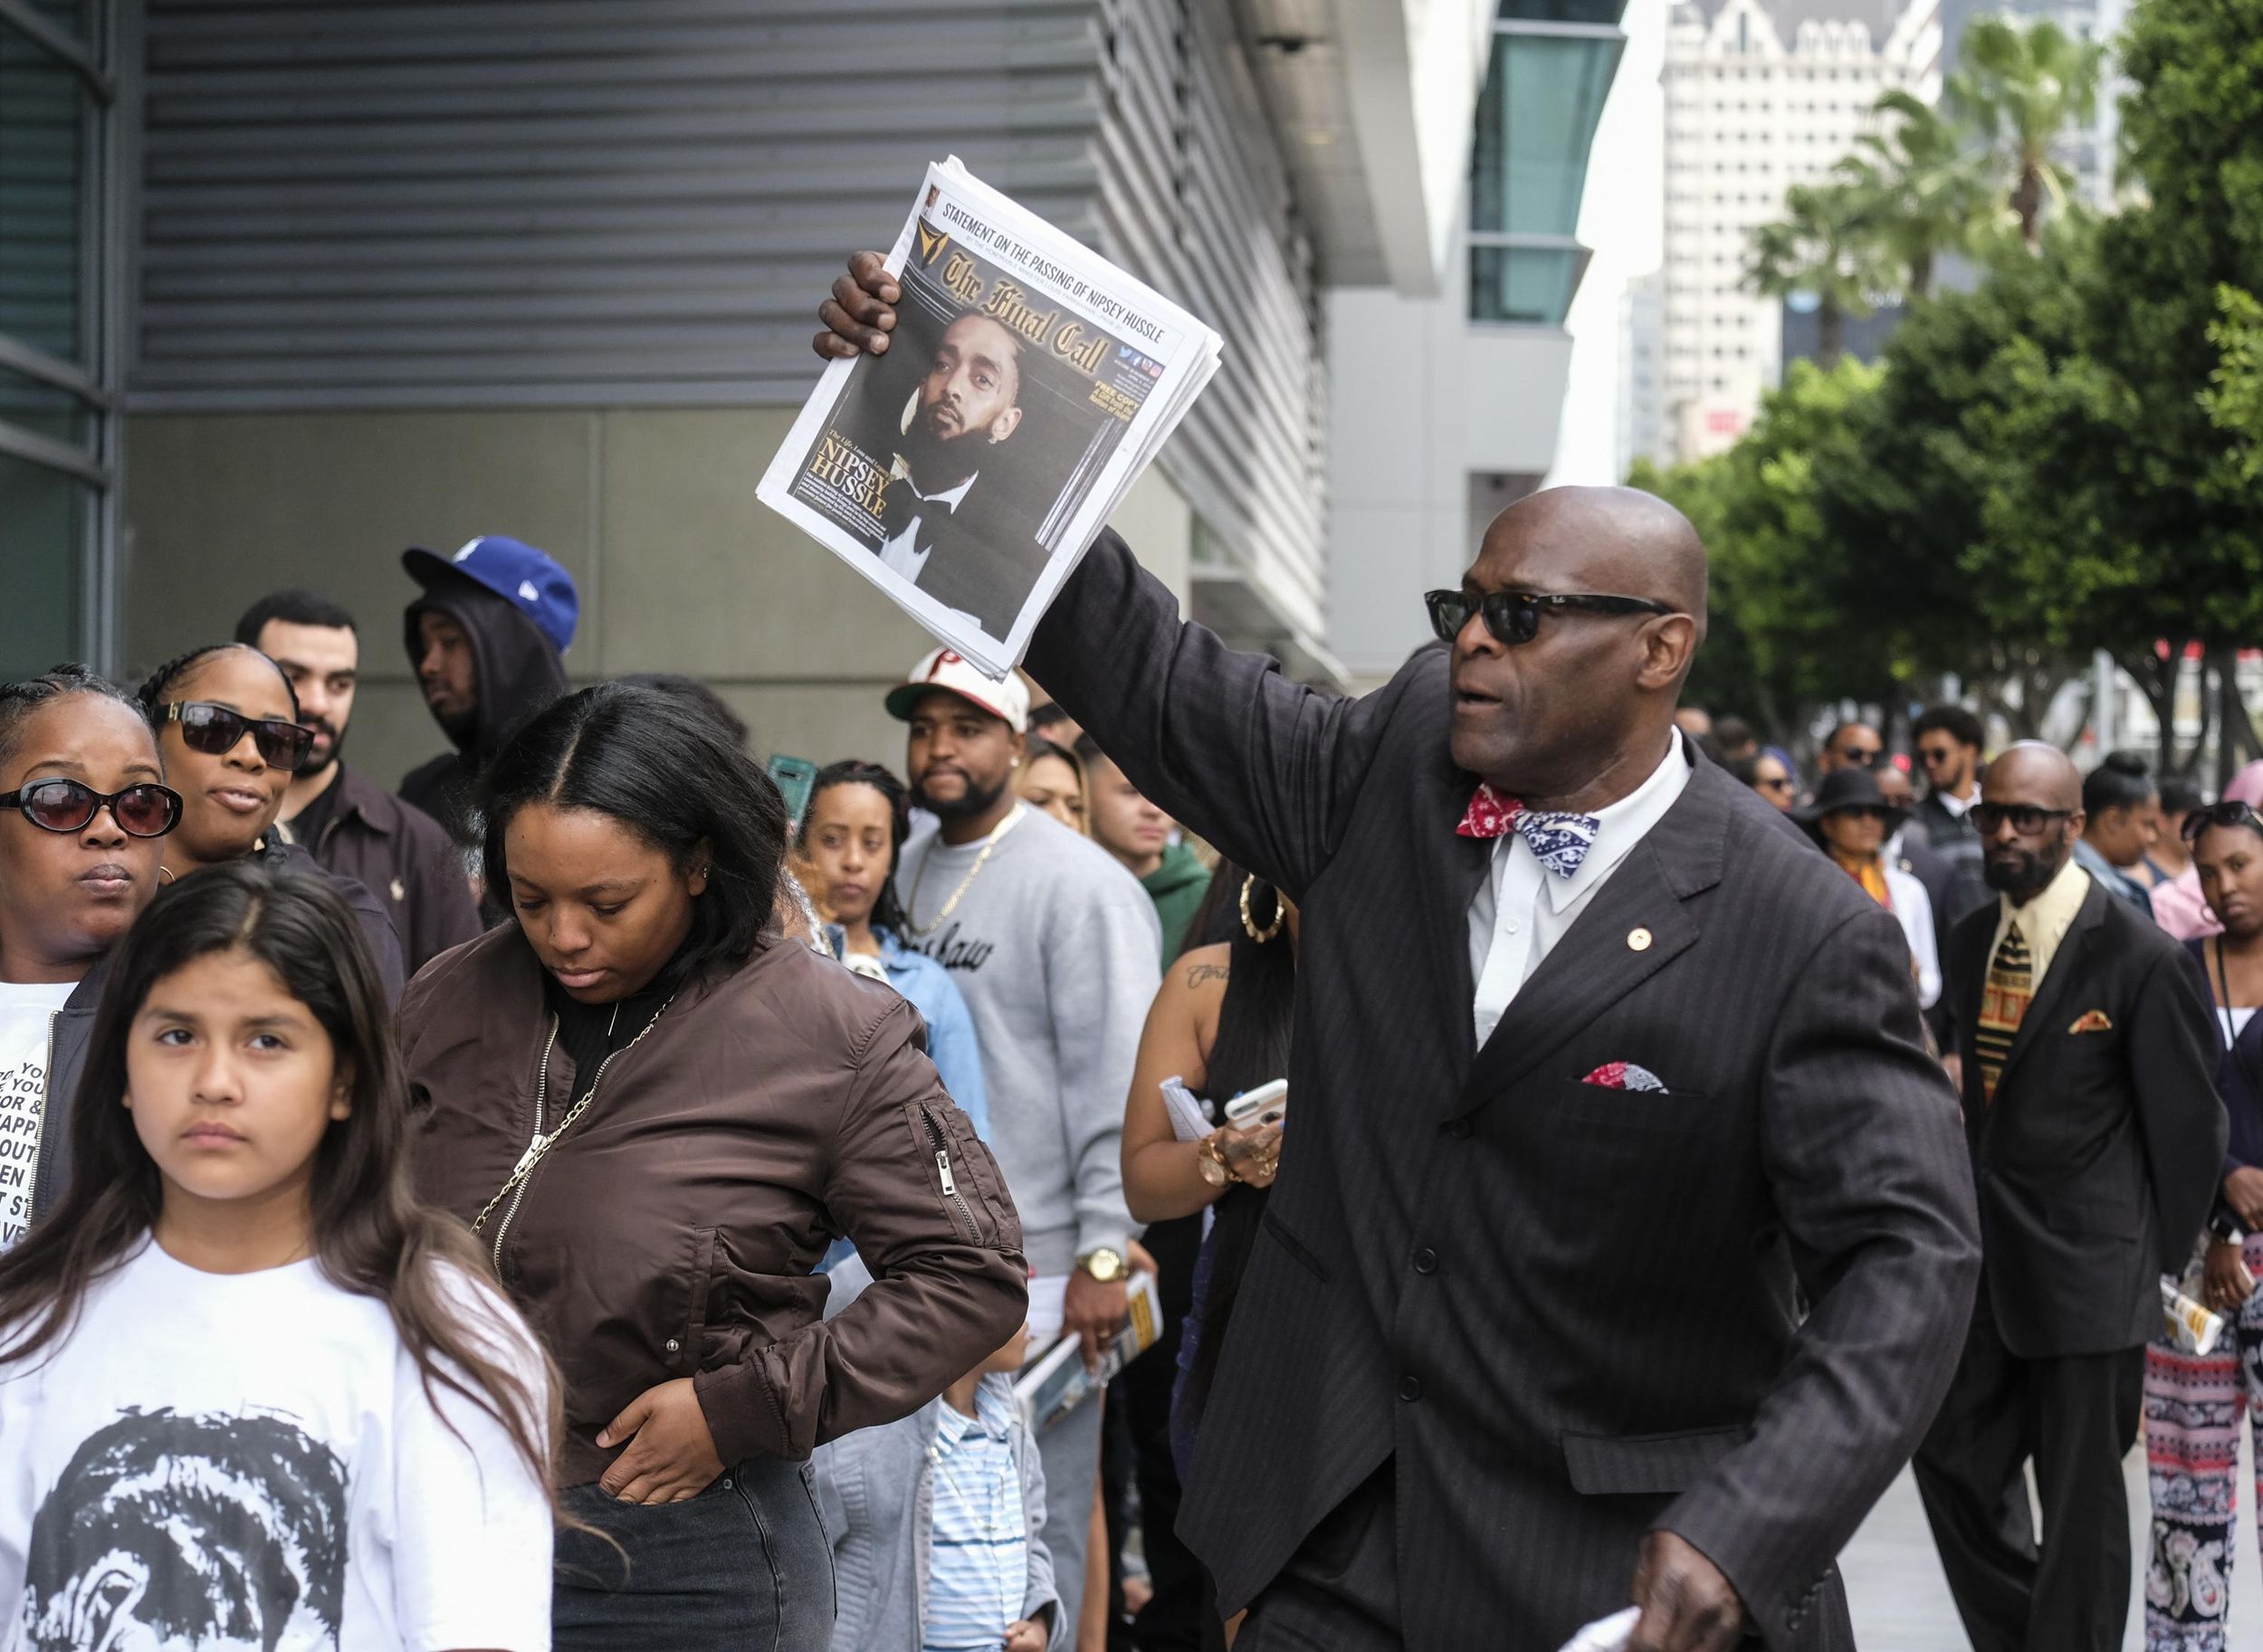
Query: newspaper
1013 1267 1165 1437
758 158 1223 678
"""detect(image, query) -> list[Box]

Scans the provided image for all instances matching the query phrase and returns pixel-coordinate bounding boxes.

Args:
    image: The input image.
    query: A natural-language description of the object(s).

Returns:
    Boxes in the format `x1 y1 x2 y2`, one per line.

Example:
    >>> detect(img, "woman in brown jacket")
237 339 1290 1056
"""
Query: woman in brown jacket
400 681 1026 1649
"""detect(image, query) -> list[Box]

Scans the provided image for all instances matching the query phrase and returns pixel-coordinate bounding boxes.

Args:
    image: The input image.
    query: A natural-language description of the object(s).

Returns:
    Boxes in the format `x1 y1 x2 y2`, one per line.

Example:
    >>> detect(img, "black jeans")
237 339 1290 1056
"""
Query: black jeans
555 1459 835 1651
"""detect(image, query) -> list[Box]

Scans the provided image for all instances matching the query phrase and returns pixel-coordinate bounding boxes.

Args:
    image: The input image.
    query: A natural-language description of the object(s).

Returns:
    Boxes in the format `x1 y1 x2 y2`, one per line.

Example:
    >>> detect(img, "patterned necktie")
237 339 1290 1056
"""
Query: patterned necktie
1456 783 1602 880
1974 920 2034 1105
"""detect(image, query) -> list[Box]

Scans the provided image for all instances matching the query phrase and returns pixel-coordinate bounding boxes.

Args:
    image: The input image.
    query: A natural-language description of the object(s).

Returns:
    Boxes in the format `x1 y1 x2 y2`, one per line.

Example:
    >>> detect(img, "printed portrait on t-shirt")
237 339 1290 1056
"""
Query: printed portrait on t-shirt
18 1405 349 1651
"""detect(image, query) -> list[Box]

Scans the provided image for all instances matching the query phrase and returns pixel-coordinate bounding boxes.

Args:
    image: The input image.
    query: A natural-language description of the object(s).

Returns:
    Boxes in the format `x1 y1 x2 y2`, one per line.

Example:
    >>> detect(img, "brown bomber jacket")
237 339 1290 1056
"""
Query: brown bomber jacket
401 923 1026 1485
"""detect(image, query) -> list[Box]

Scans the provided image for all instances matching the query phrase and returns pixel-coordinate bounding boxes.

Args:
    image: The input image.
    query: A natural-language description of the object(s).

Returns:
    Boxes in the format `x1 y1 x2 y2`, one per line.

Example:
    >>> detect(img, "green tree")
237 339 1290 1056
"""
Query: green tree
1944 16 2104 248
1744 181 1892 368
1840 90 1985 298
2206 286 2263 481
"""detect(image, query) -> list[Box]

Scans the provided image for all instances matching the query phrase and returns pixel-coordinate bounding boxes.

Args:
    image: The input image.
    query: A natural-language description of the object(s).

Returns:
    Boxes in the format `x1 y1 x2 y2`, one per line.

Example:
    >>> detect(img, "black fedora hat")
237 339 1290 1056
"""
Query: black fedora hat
1793 766 1910 834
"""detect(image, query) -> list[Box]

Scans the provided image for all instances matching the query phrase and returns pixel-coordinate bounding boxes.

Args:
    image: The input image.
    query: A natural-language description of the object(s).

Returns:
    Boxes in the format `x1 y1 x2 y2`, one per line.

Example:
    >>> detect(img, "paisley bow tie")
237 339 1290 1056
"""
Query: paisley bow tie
1456 783 1600 880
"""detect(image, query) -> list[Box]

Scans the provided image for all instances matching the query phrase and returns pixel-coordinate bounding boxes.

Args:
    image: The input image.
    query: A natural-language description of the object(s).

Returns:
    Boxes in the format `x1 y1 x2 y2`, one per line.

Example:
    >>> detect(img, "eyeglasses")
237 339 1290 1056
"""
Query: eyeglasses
158 701 314 770
1917 745 1960 767
2184 800 2263 844
1972 803 2075 836
1424 588 1676 647
1835 747 1884 769
1756 776 1795 795
0 778 182 838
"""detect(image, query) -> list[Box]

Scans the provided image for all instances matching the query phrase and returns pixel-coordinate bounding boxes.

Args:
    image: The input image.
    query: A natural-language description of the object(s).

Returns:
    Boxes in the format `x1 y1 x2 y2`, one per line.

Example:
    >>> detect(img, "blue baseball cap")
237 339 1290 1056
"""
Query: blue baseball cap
403 536 578 654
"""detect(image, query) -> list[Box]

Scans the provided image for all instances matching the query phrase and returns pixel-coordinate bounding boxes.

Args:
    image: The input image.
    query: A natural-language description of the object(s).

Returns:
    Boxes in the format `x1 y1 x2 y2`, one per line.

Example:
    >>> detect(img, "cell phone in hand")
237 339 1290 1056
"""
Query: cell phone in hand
767 755 819 828
1224 1078 1288 1130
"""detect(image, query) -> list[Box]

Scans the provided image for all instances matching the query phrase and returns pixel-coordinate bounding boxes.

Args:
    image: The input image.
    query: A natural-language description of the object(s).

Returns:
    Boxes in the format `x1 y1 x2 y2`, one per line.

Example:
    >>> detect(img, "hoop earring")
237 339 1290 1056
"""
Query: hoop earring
157 866 175 886
1239 875 1283 944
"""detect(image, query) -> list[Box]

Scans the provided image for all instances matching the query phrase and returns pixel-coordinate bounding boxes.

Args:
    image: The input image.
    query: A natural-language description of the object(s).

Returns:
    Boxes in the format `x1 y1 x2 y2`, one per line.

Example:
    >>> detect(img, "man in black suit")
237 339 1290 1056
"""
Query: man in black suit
841 310 1050 638
817 262 1981 1652
1915 742 2223 1652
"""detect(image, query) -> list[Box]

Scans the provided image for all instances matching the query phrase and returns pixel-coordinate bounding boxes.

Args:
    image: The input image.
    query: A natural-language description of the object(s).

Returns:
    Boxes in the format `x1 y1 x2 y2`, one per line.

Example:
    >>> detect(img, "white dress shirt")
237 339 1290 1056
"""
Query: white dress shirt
1466 731 1693 1046
878 471 978 581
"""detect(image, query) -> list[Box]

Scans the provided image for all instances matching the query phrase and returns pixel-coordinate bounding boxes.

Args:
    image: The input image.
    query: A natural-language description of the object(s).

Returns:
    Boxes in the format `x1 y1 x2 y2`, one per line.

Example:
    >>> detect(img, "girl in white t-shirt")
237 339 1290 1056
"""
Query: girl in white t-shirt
0 857 558 1652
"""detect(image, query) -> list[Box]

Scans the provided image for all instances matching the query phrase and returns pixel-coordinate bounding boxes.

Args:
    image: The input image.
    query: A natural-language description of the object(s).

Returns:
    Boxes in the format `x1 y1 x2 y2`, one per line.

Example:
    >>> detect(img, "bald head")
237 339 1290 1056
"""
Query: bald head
1986 742 2081 813
1482 486 1709 640
1979 741 2083 902
1447 486 1710 811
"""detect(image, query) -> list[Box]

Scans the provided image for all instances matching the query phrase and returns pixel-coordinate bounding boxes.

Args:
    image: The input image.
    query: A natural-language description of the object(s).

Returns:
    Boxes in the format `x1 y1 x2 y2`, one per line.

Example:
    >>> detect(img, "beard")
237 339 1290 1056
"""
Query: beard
914 768 1011 824
297 718 348 775
1984 841 2065 903
900 407 985 491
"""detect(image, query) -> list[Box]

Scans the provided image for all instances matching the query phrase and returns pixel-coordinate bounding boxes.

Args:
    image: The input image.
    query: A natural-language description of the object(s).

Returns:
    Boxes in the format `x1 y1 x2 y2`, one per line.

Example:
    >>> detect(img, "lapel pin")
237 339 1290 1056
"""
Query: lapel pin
1628 927 1653 952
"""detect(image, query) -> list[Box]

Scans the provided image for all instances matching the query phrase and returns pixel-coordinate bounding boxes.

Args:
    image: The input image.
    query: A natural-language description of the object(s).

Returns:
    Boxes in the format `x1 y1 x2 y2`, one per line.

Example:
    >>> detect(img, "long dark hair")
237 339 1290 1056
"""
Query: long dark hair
0 860 557 1495
1182 860 1297 1411
479 682 789 981
797 760 912 934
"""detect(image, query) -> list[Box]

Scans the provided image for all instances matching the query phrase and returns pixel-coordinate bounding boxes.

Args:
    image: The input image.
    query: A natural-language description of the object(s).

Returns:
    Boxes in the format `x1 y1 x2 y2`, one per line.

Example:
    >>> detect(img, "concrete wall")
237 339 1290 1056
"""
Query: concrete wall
121 408 1191 788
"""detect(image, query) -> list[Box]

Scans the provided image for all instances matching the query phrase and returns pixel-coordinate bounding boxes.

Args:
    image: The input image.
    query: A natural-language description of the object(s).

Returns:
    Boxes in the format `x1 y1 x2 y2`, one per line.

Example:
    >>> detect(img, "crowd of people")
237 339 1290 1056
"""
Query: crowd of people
1707 700 2263 1651
0 252 2249 1652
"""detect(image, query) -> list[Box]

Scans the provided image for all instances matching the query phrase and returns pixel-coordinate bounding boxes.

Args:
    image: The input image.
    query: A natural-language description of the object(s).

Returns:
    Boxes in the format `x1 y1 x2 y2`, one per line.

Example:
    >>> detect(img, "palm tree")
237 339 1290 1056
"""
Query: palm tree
1943 15 2105 250
1839 90 1986 299
1744 180 1892 368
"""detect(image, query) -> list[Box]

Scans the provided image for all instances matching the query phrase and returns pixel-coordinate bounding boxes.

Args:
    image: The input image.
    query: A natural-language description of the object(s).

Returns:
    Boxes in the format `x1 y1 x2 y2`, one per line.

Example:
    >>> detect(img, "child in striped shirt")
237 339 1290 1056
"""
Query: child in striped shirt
818 1322 1059 1651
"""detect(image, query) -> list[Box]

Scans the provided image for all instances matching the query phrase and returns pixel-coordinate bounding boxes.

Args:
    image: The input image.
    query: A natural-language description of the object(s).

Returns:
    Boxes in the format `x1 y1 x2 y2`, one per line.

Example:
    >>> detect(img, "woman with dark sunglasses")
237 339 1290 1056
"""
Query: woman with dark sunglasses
0 666 178 1250
134 644 406 1000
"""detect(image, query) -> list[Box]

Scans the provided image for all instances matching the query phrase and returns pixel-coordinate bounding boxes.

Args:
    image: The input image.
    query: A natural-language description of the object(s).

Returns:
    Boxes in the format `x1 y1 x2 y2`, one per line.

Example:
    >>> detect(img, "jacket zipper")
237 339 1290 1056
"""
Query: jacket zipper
921 1107 980 1244
490 1015 559 1268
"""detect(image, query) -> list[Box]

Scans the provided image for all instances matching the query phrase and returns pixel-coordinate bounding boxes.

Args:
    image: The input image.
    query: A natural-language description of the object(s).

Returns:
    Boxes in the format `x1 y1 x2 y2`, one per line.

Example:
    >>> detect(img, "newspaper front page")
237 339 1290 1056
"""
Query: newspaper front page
759 158 1222 678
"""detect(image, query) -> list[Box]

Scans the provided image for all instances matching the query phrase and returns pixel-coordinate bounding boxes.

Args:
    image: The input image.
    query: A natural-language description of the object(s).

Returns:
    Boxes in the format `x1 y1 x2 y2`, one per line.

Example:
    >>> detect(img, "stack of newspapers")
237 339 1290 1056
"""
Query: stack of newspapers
758 157 1223 679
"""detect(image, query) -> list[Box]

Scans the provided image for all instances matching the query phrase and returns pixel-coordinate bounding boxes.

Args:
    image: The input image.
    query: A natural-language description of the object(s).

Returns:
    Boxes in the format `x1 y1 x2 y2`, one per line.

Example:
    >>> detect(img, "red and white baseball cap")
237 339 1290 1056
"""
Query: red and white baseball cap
883 647 1031 732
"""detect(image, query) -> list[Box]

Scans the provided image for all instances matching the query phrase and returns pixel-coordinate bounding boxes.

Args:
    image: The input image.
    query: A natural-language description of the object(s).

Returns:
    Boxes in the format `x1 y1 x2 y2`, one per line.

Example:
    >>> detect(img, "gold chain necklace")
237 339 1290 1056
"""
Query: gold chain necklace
905 804 1026 938
472 993 676 1234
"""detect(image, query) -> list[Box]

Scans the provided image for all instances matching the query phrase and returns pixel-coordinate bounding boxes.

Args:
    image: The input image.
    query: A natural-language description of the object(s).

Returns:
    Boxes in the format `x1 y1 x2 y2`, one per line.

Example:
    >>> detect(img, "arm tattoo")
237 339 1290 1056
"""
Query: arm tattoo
1185 962 1230 988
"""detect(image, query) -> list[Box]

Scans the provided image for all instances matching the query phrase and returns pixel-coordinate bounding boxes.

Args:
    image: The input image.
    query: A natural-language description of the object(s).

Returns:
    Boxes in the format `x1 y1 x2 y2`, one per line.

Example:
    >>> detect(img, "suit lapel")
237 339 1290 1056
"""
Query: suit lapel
1425 758 1494 1075
1992 879 2111 1097
1458 757 1727 1105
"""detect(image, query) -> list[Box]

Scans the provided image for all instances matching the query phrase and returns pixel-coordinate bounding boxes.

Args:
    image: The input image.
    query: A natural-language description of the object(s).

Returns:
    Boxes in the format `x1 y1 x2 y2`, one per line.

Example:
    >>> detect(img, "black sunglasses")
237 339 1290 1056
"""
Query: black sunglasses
1972 803 2075 836
1424 588 1675 647
159 701 314 769
2184 800 2263 845
1835 748 1884 768
0 778 183 838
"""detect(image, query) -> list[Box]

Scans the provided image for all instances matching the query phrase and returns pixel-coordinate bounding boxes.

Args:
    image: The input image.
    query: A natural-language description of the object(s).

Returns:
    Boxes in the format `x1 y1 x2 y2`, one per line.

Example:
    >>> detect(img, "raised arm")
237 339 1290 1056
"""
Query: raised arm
1658 902 1981 1642
817 252 1394 898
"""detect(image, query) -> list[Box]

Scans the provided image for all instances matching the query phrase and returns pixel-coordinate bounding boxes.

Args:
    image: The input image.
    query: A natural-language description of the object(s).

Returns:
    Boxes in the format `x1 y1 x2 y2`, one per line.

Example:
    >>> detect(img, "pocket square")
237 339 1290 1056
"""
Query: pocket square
1582 1061 1667 1093
2069 1009 2114 1034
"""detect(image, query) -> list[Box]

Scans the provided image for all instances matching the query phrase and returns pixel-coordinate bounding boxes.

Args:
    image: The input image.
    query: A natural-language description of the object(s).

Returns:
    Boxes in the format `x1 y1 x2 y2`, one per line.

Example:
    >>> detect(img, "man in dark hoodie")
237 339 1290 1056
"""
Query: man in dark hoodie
399 536 578 847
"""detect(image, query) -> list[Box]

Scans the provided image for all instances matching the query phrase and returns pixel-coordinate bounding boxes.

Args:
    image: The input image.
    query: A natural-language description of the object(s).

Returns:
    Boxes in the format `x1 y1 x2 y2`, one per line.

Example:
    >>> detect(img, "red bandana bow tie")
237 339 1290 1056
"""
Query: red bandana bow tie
1456 784 1602 880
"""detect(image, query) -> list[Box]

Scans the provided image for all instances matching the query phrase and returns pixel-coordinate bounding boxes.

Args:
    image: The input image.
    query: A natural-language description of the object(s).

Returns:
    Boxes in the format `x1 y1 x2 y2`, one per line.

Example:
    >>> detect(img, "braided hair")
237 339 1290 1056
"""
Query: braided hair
133 643 300 727
0 666 145 772
797 760 912 935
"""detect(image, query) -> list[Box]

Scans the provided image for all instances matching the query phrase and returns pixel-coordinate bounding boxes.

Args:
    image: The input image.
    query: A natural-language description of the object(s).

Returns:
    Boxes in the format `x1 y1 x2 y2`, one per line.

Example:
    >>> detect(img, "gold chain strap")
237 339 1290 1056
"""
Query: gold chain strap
905 804 1026 937
471 994 676 1233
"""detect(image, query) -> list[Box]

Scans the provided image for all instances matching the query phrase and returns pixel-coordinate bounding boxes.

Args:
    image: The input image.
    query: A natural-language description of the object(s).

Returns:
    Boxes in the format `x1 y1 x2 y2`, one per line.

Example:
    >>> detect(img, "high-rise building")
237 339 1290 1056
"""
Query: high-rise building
1660 0 1942 460
1618 271 1668 478
1326 0 1628 689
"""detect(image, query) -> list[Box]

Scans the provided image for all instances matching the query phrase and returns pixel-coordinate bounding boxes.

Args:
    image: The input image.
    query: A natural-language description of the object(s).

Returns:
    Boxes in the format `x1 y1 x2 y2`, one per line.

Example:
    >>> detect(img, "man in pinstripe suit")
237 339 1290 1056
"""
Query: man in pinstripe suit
817 268 1981 1652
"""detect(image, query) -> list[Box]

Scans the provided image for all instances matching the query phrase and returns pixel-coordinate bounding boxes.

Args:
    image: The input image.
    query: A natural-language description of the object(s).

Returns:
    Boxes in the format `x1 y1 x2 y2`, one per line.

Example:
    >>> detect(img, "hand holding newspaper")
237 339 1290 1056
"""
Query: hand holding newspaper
760 158 1223 679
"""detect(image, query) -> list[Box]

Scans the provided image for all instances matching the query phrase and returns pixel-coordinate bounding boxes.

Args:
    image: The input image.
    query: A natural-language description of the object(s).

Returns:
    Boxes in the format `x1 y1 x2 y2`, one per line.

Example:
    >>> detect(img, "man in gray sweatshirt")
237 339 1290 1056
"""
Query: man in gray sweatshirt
888 645 1161 1638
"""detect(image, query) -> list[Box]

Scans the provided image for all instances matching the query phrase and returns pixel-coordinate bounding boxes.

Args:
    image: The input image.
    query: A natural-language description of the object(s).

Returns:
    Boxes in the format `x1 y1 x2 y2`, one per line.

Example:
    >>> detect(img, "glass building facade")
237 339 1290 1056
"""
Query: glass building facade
0 0 114 676
1467 0 1625 326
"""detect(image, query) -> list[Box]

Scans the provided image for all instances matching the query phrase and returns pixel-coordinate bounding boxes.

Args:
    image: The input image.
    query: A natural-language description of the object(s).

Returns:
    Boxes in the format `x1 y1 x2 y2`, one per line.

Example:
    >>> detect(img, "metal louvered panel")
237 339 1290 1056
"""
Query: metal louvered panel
130 0 1328 635
1092 0 1324 639
132 0 1107 404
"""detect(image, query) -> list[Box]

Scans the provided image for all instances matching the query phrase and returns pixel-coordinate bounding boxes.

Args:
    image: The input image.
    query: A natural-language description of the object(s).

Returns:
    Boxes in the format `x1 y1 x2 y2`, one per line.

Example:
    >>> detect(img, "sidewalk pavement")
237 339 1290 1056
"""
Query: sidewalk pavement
1843 1446 2263 1650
